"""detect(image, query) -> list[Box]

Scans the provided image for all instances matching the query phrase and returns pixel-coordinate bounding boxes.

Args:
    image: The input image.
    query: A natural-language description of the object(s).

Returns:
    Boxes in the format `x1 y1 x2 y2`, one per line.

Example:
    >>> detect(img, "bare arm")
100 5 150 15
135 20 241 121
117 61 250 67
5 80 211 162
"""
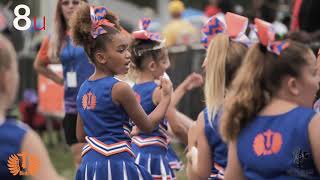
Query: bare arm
224 140 246 180
154 74 200 144
21 130 64 180
171 72 203 107
76 113 86 143
113 80 171 133
187 121 199 180
308 113 320 173
153 87 189 144
196 112 213 179
164 73 202 142
33 57 63 85
33 37 63 85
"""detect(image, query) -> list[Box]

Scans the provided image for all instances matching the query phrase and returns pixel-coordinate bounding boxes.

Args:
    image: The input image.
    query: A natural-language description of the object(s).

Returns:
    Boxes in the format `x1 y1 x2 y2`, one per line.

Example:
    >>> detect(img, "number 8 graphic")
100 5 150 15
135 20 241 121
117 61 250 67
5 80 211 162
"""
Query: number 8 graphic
13 5 31 31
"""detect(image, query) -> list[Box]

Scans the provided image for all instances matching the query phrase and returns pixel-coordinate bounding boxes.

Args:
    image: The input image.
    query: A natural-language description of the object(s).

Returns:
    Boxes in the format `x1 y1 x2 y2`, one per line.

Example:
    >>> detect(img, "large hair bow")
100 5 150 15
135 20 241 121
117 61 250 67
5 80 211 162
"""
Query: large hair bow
254 18 289 55
132 18 163 42
90 6 115 39
201 12 250 48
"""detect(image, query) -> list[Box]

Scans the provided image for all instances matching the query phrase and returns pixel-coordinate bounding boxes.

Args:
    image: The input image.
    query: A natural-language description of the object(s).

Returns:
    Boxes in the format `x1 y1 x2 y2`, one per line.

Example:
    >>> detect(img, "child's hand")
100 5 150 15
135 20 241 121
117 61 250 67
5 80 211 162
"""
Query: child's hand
159 77 173 99
131 126 140 136
186 146 198 169
183 72 203 91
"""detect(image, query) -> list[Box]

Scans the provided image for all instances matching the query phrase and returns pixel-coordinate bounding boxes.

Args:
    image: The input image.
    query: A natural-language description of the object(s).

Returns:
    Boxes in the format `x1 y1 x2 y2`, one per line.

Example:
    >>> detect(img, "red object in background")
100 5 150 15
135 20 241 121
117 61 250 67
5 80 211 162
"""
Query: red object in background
38 65 64 116
19 102 46 130
204 5 221 17
290 0 303 32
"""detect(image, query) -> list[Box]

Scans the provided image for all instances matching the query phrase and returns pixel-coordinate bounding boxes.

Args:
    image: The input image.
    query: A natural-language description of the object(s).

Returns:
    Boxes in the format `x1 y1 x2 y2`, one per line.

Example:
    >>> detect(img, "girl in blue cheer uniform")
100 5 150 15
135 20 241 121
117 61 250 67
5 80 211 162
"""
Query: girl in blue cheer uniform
221 18 320 180
129 18 179 179
129 17 203 179
70 3 172 180
0 34 62 180
187 12 249 180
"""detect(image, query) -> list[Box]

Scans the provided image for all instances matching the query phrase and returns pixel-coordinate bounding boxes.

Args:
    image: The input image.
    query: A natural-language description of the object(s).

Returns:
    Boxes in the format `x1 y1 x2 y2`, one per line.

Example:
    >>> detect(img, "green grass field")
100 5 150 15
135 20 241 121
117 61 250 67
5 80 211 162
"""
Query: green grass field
45 134 188 179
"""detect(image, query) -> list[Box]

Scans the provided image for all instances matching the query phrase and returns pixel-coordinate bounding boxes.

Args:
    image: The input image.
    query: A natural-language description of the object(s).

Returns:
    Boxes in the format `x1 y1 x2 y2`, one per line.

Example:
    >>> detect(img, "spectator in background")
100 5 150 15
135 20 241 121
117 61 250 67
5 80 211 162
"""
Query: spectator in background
162 0 199 47
291 0 320 33
204 0 235 26
204 0 221 17
33 0 94 168
290 0 320 54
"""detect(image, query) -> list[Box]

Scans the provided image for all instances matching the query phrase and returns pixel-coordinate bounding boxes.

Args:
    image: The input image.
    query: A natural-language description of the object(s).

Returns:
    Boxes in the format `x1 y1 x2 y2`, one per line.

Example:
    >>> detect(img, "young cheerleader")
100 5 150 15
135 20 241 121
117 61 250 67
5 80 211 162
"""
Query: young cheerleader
187 12 249 180
70 4 172 180
0 34 63 180
221 18 320 179
129 18 202 179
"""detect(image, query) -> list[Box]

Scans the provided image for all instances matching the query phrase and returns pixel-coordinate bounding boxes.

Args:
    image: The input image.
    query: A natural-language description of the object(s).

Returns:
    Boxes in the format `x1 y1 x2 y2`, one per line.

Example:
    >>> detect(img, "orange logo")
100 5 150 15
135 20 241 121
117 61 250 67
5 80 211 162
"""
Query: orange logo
253 129 283 156
7 152 40 176
82 91 97 110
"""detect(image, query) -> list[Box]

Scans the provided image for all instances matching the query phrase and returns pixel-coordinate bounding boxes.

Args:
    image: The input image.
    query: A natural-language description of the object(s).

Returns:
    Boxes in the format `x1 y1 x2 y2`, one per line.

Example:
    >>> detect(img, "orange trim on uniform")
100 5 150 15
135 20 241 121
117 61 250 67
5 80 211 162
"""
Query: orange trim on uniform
132 136 168 148
82 136 135 157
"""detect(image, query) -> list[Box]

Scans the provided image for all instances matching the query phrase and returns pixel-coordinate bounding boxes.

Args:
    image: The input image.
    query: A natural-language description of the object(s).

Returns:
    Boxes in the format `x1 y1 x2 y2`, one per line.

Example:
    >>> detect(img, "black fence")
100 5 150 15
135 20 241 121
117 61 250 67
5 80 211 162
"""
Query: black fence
167 45 205 120
17 46 206 120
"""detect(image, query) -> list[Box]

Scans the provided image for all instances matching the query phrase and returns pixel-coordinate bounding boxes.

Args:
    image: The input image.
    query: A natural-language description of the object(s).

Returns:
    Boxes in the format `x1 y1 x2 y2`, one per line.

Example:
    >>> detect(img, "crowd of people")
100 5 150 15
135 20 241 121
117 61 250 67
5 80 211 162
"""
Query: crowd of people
1 0 320 179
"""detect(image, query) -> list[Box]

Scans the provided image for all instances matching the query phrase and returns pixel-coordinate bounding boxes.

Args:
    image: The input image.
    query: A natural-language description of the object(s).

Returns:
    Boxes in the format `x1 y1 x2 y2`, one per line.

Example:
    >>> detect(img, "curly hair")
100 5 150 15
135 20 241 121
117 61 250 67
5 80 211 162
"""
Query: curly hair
69 3 121 63
220 41 311 142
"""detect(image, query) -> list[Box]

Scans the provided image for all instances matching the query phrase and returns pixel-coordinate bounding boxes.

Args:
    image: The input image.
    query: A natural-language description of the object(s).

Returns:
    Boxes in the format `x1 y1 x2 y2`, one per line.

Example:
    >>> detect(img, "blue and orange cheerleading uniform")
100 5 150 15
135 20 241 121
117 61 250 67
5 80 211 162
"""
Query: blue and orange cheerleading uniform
131 81 175 179
237 106 320 179
76 76 152 180
203 108 228 179
0 119 28 180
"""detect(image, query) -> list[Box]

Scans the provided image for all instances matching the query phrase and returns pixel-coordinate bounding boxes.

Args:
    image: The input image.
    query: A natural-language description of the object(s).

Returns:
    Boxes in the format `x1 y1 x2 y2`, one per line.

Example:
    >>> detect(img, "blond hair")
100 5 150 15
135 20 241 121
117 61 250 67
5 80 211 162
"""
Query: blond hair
204 34 247 121
48 0 88 62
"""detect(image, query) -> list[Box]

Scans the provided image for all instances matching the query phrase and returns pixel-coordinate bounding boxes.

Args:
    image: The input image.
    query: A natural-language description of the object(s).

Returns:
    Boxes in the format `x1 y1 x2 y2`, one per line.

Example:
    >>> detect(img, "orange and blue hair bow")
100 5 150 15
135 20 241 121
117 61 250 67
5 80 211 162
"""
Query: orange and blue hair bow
90 6 115 39
201 12 251 48
132 18 162 42
254 18 289 55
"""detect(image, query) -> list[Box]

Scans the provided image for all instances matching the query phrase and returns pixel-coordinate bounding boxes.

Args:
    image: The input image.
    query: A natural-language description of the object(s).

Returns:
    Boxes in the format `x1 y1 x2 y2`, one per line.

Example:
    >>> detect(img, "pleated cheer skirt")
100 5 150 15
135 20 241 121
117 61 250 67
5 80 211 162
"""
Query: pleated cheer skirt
167 144 183 172
76 137 152 180
132 144 175 180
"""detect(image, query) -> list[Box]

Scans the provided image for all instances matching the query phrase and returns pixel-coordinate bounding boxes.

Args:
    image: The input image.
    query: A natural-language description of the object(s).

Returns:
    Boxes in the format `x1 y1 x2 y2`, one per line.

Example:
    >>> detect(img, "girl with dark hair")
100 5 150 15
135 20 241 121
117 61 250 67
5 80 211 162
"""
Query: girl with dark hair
70 3 172 180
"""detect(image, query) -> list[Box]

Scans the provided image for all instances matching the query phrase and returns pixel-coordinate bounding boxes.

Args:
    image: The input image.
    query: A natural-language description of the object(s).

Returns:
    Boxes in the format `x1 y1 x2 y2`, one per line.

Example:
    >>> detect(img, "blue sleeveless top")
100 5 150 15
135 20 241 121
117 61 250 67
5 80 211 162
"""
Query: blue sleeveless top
203 108 228 178
237 106 320 179
0 119 28 180
131 82 168 148
76 76 131 145
60 36 94 114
